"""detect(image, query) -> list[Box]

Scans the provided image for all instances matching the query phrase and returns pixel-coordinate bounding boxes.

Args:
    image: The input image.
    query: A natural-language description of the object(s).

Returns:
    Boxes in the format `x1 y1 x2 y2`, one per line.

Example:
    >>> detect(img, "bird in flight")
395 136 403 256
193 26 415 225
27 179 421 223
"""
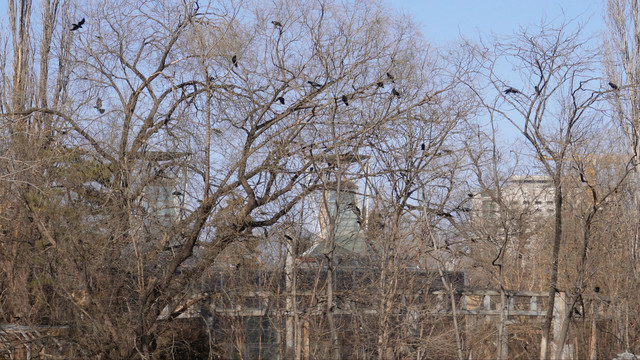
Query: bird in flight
341 95 349 106
609 82 619 90
94 97 105 114
307 81 322 89
392 88 400 97
71 18 85 31
271 21 282 27
232 55 238 67
277 97 285 105
504 87 520 94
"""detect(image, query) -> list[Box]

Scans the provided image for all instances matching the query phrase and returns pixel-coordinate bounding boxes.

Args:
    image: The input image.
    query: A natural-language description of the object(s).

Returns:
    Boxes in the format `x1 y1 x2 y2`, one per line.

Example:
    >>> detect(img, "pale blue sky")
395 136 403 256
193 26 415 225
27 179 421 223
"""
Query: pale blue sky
384 1 609 164
0 1 606 43
386 0 605 44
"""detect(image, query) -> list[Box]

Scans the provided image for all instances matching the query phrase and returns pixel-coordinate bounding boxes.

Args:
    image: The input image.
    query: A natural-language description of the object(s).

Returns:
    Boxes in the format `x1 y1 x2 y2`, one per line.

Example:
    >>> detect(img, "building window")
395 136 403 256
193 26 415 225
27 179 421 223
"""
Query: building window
482 200 496 219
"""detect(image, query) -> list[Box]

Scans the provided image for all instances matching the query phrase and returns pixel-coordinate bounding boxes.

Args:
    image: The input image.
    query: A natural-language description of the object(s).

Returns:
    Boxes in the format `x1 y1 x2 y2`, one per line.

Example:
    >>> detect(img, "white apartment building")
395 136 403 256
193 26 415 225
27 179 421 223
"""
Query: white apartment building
473 175 555 220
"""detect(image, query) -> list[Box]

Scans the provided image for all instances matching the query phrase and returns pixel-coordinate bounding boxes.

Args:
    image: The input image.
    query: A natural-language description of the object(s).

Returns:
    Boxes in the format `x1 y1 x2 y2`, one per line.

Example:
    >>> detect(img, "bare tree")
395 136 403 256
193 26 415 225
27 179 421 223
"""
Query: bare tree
467 21 607 359
0 0 473 357
603 1 640 353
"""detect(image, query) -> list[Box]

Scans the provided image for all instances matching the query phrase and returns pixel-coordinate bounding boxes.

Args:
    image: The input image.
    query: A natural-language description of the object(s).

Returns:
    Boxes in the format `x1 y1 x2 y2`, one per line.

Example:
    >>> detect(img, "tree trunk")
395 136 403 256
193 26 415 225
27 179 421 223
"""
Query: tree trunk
541 182 562 360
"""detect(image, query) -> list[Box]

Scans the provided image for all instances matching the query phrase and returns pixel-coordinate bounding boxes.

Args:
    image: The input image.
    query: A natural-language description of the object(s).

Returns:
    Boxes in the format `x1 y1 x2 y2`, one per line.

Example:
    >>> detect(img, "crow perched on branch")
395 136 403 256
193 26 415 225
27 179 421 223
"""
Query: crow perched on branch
377 82 384 88
341 95 349 106
346 202 362 225
386 72 395 82
392 88 400 97
277 97 285 105
271 21 282 27
609 82 619 90
231 55 238 67
307 81 323 89
71 18 85 31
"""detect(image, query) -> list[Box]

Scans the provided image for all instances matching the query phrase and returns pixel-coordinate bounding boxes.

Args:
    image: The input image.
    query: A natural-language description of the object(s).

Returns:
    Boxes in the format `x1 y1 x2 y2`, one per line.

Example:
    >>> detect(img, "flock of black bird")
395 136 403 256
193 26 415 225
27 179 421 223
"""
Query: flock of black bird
73 16 625 117
504 81 621 97
73 16 403 115
263 20 402 107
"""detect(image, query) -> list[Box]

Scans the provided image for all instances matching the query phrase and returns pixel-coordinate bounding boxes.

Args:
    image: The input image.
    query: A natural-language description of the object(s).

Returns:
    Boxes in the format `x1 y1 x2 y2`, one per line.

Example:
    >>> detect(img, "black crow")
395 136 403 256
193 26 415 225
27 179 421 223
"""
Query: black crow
421 143 425 151
386 72 394 81
504 87 520 94
71 18 85 31
534 85 540 95
341 95 349 106
353 205 361 218
232 55 238 67
271 21 282 27
95 97 105 114
307 81 322 89
573 307 581 316
277 96 285 105
347 202 362 223
377 82 384 88
392 88 400 97
594 286 600 293
609 82 619 90
172 191 183 196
